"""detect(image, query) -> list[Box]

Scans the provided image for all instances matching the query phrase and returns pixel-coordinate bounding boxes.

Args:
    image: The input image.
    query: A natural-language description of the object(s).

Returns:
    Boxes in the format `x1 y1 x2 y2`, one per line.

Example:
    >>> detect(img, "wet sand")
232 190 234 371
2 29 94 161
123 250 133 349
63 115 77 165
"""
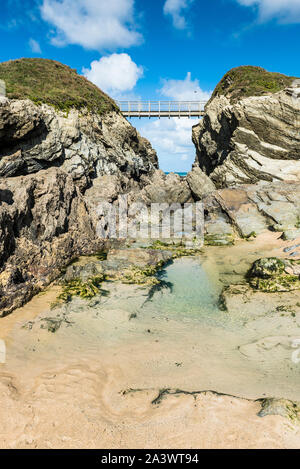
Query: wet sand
1 232 300 449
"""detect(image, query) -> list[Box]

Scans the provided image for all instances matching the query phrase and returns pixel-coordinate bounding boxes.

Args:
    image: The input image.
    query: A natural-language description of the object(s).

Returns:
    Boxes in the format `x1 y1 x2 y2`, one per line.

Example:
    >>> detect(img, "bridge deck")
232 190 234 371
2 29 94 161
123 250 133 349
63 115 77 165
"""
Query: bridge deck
117 101 207 118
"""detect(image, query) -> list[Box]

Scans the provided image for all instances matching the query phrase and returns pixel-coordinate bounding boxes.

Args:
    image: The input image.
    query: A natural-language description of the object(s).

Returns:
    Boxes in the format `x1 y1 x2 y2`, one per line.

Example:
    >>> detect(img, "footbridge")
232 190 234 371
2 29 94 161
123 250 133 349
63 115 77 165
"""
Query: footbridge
117 101 207 118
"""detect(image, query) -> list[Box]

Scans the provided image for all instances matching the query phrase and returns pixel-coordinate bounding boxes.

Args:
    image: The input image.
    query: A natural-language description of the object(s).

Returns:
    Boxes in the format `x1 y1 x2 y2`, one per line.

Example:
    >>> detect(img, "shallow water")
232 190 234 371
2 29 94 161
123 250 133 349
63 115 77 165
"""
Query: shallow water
2 238 300 403
144 258 222 322
2 236 300 448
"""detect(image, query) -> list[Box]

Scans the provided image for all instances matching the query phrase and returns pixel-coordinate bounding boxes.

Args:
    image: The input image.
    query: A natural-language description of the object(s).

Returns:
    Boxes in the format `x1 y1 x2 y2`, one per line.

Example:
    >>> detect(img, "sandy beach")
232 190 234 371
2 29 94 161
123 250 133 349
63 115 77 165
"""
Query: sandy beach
1 232 300 448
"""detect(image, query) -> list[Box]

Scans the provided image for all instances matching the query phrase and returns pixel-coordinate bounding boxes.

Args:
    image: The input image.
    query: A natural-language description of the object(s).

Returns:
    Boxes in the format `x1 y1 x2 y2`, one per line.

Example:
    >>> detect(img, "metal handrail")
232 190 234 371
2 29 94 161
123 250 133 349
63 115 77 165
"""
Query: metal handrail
117 101 208 104
116 101 207 118
117 100 207 107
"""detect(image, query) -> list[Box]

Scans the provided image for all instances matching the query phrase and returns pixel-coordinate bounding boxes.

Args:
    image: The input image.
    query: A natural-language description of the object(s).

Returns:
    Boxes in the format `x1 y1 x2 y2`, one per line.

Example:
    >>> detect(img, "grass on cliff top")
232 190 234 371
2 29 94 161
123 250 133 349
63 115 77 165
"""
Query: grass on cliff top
0 58 119 114
210 65 298 104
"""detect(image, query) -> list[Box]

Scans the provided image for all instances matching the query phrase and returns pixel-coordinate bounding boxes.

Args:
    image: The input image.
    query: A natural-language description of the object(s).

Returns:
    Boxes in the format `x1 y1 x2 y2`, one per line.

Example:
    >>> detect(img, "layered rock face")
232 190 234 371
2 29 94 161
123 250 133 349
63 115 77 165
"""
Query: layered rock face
0 97 157 185
0 94 158 316
0 167 98 315
192 67 300 188
202 180 300 245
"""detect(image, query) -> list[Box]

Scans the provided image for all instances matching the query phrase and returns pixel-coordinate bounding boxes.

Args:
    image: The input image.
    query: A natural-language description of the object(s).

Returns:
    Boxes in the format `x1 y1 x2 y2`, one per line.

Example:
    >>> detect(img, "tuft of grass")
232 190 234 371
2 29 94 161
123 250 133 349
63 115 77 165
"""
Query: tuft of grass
0 58 118 115
210 65 297 104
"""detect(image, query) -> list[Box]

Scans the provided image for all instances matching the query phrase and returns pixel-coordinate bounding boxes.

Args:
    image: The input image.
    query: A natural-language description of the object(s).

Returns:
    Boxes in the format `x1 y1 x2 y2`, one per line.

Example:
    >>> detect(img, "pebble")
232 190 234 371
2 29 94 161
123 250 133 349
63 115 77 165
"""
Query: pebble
284 244 300 253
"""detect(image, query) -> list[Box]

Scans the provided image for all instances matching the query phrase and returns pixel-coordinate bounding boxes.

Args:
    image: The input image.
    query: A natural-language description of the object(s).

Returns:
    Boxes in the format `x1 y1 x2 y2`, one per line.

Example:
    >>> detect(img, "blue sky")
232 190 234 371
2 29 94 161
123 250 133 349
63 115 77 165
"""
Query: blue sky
1 0 300 171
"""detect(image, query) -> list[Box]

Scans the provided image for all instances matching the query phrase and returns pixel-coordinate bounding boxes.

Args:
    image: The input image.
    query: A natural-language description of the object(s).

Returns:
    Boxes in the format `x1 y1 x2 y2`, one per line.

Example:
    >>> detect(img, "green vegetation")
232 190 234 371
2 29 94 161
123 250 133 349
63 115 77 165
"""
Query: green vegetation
244 231 257 241
247 257 300 292
56 275 107 304
204 233 235 246
210 66 297 104
258 398 300 422
0 58 118 114
248 257 286 279
111 264 164 286
148 240 203 257
96 251 108 261
250 275 300 293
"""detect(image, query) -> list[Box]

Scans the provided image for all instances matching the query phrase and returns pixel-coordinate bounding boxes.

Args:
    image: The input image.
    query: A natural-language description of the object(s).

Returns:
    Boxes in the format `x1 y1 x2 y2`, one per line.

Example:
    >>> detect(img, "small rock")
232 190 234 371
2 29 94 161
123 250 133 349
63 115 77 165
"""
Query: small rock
248 258 285 279
290 251 300 257
258 398 300 421
283 244 300 253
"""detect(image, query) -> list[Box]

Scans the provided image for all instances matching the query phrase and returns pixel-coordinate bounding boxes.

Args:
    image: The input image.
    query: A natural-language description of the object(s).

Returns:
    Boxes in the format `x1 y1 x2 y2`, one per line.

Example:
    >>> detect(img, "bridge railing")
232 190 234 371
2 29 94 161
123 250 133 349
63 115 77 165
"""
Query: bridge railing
116 101 207 117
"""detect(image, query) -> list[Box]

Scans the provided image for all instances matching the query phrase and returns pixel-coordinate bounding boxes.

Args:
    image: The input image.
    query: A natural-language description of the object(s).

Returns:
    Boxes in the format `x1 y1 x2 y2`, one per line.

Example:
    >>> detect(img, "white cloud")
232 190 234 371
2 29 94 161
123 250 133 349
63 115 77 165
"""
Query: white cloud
135 117 197 172
40 0 142 50
83 53 143 97
237 0 300 23
132 73 212 171
159 72 212 101
29 38 41 53
163 0 195 29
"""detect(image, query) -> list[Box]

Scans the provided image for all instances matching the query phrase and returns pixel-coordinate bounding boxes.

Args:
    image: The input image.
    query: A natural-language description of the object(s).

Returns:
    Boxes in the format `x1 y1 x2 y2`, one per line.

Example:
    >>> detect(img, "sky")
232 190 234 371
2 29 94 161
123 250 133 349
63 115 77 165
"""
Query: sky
1 0 300 172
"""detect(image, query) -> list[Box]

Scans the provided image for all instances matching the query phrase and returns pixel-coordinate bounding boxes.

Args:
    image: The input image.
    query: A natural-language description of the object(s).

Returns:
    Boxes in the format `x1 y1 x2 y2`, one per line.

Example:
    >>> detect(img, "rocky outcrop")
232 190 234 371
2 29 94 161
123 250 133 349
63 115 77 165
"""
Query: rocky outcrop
0 97 158 186
0 167 100 315
192 68 300 188
0 96 158 316
202 181 300 243
134 170 193 205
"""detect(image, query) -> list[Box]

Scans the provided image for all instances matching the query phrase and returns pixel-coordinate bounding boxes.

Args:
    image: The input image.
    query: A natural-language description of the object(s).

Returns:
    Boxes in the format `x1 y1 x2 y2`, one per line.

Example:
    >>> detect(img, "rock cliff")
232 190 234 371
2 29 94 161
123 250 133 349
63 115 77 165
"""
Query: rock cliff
0 58 158 315
192 66 300 188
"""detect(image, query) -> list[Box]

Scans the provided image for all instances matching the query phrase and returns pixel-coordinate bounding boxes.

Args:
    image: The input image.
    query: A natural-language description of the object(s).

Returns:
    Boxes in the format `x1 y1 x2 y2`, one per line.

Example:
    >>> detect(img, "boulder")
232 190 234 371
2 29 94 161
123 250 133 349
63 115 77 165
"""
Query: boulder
136 170 192 204
248 258 286 279
247 257 300 292
186 166 215 200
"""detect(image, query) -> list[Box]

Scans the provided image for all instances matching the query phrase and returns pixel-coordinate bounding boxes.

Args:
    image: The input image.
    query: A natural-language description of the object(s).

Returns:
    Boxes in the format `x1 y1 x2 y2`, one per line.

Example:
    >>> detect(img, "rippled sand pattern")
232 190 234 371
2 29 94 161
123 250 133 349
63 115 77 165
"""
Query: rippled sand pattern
1 233 300 448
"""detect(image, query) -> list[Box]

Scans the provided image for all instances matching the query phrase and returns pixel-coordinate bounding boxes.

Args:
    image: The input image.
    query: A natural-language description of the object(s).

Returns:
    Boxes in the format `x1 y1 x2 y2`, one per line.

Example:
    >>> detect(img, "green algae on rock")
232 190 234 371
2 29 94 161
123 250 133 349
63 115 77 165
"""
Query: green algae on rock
247 258 300 292
147 240 204 257
111 264 162 286
258 398 300 422
56 275 107 304
249 258 286 279
204 233 235 246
